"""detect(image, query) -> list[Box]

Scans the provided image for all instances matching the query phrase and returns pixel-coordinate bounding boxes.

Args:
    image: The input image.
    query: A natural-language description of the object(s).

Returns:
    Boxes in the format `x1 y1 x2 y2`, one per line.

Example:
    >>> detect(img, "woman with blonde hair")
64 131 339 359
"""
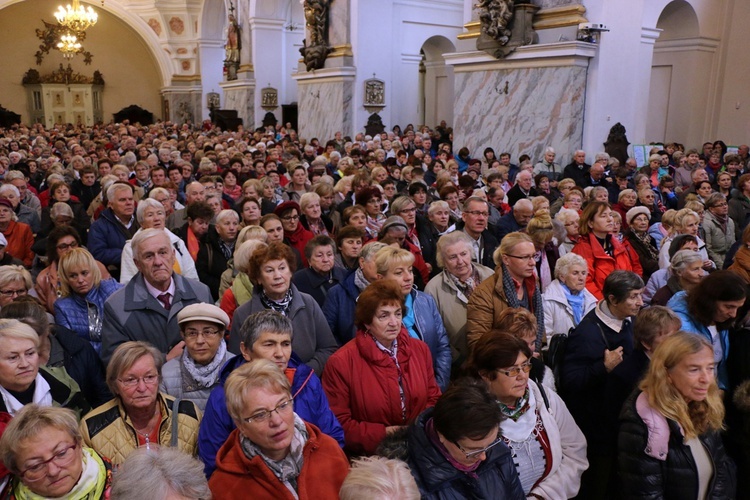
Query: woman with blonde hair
618 332 735 498
658 208 712 270
525 210 558 291
340 457 419 500
0 265 32 309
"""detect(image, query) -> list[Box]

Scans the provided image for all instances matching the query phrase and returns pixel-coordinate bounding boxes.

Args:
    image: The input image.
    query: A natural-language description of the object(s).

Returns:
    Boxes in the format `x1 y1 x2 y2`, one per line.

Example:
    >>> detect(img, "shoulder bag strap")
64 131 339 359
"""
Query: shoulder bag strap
170 398 181 447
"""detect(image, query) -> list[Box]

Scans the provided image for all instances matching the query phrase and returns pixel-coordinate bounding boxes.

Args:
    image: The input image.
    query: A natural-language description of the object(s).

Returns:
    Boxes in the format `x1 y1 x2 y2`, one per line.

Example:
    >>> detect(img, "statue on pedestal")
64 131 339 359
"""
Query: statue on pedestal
476 0 539 59
224 9 241 81
300 0 333 71
476 0 514 45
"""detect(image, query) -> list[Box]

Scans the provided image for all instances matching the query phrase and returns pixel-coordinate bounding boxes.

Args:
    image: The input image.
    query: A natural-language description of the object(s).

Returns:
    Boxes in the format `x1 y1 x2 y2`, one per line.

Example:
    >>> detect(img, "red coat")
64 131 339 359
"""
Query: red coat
572 233 640 300
209 424 348 500
3 221 34 267
322 327 441 455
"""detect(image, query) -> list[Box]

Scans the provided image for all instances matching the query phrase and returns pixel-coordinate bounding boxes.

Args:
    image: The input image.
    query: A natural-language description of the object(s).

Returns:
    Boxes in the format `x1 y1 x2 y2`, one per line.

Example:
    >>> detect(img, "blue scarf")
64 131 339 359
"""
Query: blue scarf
657 166 670 180
402 292 419 339
561 283 585 324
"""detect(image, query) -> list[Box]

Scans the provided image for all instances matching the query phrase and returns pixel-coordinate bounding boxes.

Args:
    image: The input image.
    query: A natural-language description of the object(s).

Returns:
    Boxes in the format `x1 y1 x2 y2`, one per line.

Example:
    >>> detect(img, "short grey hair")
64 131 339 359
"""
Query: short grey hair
234 240 267 274
544 147 556 155
148 187 170 200
106 182 133 202
131 228 171 261
514 198 533 211
427 200 450 216
239 310 294 349
554 252 588 280
360 241 388 262
0 185 19 198
216 209 239 225
3 171 25 183
594 152 611 163
555 207 579 225
340 457 419 500
462 196 489 212
110 446 211 500
0 265 32 291
136 198 165 224
670 249 703 276
390 196 416 215
435 231 474 269
602 271 644 305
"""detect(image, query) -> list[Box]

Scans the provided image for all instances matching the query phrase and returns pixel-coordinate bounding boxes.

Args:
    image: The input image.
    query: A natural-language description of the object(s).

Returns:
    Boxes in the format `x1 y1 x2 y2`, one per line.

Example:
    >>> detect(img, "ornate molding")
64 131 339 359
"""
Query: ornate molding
329 44 353 58
458 4 588 40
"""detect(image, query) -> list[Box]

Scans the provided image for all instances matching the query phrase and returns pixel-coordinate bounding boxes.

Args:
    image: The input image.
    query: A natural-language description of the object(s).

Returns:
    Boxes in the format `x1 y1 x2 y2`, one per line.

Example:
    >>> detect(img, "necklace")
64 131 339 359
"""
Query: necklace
133 409 161 450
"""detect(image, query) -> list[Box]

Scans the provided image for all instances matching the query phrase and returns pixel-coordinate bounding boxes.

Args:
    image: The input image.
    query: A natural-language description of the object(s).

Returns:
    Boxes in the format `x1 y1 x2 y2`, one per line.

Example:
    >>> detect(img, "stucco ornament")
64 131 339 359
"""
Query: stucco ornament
299 0 333 71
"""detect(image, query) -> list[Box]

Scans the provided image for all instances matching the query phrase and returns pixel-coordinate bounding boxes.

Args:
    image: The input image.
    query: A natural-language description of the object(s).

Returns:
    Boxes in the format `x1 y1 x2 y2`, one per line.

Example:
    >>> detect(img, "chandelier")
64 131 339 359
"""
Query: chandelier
54 0 98 33
57 32 82 59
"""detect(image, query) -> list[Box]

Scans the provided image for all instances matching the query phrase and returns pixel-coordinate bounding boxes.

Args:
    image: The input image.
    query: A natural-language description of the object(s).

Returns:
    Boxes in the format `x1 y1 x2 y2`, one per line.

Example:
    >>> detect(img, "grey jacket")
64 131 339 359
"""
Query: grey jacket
228 284 338 376
160 349 235 411
100 273 213 364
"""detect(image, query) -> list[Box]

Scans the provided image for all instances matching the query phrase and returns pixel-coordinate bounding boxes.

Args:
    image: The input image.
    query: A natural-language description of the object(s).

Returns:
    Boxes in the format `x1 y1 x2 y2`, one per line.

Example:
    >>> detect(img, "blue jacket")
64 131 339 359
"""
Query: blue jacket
88 208 139 268
198 354 344 478
494 210 523 242
668 291 730 390
53 278 123 353
322 271 359 345
409 289 452 391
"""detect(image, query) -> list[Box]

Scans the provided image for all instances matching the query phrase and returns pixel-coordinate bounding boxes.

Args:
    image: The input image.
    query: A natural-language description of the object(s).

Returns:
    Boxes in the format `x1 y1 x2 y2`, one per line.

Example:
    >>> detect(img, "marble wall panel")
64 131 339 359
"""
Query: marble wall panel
534 0 581 8
223 85 255 128
453 65 587 165
298 79 354 140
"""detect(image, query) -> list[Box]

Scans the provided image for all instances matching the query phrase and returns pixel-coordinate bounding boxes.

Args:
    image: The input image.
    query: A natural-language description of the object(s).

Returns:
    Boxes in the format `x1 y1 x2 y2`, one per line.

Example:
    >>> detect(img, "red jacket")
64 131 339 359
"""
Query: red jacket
3 221 34 267
209 423 348 500
285 224 314 268
572 233 640 300
322 327 441 455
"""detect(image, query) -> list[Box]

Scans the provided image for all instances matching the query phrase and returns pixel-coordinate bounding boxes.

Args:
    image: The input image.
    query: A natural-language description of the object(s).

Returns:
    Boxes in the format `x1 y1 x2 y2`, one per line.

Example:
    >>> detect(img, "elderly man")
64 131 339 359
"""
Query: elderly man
495 198 534 242
533 146 563 185
563 150 591 186
5 171 41 219
507 170 538 206
166 181 206 230
88 182 140 278
100 228 213 365
458 197 499 269
677 167 710 208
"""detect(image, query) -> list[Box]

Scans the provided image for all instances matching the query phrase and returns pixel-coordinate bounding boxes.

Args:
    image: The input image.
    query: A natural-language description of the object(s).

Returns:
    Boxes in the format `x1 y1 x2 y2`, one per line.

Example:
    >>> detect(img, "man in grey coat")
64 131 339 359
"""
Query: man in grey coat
100 228 213 365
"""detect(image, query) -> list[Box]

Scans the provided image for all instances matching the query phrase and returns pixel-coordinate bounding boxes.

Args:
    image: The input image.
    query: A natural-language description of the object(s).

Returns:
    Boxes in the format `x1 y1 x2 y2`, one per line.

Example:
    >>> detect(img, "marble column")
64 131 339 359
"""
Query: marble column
220 79 255 128
250 17 285 128
446 41 596 164
161 85 202 124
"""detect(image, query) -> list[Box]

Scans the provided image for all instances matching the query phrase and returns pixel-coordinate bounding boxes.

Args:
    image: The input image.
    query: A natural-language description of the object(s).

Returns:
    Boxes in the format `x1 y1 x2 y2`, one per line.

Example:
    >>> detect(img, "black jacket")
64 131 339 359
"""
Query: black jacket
618 389 736 499
562 161 591 186
455 222 498 270
291 266 346 308
51 325 112 408
624 229 660 282
196 226 233 301
506 184 537 207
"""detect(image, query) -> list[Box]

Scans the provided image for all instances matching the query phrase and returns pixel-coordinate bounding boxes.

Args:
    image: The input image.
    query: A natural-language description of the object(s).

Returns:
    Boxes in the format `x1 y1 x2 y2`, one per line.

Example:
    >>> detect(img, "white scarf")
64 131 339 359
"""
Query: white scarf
0 373 52 415
181 341 228 389
499 385 538 442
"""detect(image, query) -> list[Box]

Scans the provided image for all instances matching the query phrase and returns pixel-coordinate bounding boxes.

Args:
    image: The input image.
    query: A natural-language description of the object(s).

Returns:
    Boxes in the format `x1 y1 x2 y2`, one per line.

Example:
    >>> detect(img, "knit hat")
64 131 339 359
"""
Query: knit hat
626 206 651 224
274 201 300 217
380 215 408 235
0 199 12 210
177 303 230 328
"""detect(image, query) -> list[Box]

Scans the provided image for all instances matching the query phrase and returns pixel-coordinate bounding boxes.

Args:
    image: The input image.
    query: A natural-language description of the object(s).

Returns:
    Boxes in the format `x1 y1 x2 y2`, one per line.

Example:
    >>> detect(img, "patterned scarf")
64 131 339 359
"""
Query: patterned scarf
365 214 385 238
260 287 294 316
501 264 545 351
449 266 481 303
425 417 481 478
498 387 531 422
307 217 329 236
631 229 659 262
181 340 227 389
353 267 371 293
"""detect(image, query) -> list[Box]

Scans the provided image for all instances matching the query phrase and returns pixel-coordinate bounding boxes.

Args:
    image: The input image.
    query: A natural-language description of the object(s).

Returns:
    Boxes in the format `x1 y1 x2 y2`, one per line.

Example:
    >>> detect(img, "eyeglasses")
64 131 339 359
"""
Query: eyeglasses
243 398 294 424
505 254 536 262
453 436 504 459
118 374 159 388
399 207 417 214
20 443 78 482
465 210 490 217
497 361 533 378
0 288 26 298
56 241 79 251
183 328 222 340
280 215 299 221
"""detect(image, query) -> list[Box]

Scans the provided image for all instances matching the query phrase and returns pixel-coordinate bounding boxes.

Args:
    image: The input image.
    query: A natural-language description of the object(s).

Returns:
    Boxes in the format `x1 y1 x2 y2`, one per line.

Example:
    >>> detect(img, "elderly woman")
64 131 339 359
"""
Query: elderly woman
219 239 267 324
668 270 746 391
0 200 34 267
612 189 638 231
299 191 333 237
53 248 122 353
658 208 712 270
199 310 344 477
555 208 580 256
357 187 386 239
424 231 493 371
209 358 348 498
0 265 32 309
526 211 558 291
467 232 545 350
79 341 201 464
623 206 660 282
543 252 597 342
0 405 113 499
334 226 363 274
467 333 587 498
651 250 705 306
0 319 89 416
292 235 346 308
160 303 234 411
374 247 451 390
560 270 644 499
236 196 262 228
572 201 640 300
275 201 314 267
120 198 198 284
618 332 736 498
322 280 441 455
228 242 338 376
340 457 420 500
703 192 736 268
197 209 239 301
111 447 210 500
40 182 90 243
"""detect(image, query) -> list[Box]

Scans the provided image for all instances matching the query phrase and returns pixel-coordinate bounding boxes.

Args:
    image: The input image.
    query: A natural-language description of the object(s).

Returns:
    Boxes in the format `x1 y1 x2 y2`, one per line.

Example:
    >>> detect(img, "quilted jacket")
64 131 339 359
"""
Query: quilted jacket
322 271 360 345
160 349 235 411
79 392 201 465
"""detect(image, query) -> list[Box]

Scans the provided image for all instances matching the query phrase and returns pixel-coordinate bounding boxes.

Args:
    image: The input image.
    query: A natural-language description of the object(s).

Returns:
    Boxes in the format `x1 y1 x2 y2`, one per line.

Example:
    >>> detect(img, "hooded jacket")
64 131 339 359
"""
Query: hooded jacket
572 233 640 300
322 270 360 345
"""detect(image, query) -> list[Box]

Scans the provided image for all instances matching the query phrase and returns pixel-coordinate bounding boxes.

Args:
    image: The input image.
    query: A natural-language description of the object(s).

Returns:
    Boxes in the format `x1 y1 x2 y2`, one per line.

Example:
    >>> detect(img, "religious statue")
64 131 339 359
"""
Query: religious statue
475 0 538 59
300 0 333 71
224 11 241 81
178 102 193 124
476 0 514 45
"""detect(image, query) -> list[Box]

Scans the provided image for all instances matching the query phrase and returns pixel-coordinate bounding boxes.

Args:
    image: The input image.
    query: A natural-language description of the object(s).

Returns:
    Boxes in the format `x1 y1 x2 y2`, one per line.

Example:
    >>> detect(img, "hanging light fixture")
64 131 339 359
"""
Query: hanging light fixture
54 0 98 33
57 32 82 58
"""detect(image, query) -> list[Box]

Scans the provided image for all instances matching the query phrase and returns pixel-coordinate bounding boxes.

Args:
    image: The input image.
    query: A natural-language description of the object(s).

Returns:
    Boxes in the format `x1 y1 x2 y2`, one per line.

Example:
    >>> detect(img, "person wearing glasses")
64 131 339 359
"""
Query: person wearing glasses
458 197 500 269
467 333 587 499
0 405 113 500
160 304 234 411
702 192 736 269
80 341 201 465
357 187 387 239
274 201 314 268
467 232 545 351
209 358 348 499
53 248 123 354
323 280 440 455
0 265 32 309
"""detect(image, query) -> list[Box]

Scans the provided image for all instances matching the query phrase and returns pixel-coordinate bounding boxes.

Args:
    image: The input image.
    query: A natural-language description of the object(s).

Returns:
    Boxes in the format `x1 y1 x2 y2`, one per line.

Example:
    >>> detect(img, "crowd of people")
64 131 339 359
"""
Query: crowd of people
0 119 745 498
